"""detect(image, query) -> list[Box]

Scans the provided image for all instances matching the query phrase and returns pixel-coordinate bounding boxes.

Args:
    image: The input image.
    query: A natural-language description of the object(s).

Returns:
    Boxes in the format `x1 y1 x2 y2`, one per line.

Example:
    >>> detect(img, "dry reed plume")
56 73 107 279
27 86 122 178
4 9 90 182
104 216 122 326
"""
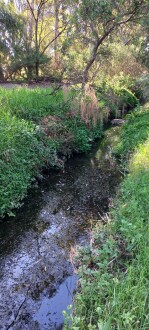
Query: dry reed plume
81 85 101 126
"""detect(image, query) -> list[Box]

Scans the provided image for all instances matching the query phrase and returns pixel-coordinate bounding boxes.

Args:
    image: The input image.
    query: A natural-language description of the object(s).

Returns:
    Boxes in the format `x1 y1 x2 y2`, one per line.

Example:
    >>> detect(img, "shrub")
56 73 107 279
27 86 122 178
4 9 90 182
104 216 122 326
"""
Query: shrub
96 81 139 120
135 74 149 102
0 111 58 217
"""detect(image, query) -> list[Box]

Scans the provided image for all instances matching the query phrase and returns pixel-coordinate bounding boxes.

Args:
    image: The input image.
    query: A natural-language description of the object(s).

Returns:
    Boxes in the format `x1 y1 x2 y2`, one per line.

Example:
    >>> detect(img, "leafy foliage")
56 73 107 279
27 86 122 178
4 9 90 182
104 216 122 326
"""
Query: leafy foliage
0 1 25 79
0 86 103 217
0 111 56 217
64 104 149 330
135 74 149 102
96 80 139 119
0 0 148 82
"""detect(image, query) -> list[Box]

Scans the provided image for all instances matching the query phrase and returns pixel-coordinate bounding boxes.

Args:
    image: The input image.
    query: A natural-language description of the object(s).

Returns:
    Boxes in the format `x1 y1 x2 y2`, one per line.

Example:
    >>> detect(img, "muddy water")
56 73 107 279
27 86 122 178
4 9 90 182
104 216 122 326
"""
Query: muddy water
0 127 121 330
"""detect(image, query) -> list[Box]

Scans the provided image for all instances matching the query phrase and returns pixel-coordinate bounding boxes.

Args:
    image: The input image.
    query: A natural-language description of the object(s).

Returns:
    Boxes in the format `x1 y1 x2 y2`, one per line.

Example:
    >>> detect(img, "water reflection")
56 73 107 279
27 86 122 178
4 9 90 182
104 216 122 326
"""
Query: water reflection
0 127 121 329
34 275 77 330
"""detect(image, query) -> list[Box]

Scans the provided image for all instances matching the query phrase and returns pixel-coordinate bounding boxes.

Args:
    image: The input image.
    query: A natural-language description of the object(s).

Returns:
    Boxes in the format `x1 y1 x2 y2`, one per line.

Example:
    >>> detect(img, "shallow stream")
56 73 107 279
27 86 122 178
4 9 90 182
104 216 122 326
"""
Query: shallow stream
0 127 121 330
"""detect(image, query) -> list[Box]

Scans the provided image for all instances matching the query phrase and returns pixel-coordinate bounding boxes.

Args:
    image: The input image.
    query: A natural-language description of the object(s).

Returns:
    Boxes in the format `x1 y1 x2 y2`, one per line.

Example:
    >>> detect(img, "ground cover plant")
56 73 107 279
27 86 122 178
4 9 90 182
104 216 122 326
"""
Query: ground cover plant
0 86 105 217
64 103 149 330
0 109 58 217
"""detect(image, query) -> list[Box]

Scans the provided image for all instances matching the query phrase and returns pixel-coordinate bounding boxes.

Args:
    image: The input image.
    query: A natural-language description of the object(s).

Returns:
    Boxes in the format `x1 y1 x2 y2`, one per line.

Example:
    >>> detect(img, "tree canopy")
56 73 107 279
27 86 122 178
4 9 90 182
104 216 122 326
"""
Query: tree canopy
0 0 148 83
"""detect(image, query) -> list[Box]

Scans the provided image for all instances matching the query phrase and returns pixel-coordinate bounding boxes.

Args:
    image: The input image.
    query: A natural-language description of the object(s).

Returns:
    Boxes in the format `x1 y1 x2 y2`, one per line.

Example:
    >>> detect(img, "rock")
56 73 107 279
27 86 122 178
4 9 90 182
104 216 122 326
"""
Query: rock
111 119 126 126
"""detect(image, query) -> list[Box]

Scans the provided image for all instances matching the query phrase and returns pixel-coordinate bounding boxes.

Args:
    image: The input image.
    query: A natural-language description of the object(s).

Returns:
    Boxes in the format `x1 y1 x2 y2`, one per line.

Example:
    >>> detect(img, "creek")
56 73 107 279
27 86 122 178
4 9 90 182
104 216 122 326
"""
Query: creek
0 127 121 330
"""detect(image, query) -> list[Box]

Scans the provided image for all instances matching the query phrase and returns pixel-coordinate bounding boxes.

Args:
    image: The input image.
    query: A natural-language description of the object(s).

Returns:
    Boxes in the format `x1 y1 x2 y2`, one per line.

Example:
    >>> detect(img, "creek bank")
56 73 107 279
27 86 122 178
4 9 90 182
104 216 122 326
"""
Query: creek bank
0 85 105 218
66 104 149 330
0 83 139 218
0 127 121 330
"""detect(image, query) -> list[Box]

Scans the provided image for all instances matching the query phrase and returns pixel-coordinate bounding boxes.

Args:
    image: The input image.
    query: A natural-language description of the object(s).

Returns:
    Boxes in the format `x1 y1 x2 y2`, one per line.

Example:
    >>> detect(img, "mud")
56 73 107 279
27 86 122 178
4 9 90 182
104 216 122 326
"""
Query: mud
0 127 121 330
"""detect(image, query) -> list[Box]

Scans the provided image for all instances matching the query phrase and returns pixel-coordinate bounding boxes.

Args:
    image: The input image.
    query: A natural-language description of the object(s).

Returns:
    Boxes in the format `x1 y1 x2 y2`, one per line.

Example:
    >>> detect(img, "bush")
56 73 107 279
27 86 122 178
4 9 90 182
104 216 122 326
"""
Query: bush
96 81 139 119
135 74 149 102
0 111 58 217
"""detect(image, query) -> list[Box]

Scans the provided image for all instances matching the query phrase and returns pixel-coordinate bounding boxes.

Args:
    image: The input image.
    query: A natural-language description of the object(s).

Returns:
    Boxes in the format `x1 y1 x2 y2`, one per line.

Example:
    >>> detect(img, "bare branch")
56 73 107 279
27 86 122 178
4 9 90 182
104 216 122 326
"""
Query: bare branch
41 21 70 55
25 0 36 21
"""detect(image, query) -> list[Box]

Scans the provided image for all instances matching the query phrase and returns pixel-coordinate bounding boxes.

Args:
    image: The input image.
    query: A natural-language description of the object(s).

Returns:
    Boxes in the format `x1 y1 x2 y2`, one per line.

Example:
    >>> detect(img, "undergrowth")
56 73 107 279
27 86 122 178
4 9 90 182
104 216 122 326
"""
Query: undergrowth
0 87 103 217
0 85 139 217
64 103 149 330
0 110 58 217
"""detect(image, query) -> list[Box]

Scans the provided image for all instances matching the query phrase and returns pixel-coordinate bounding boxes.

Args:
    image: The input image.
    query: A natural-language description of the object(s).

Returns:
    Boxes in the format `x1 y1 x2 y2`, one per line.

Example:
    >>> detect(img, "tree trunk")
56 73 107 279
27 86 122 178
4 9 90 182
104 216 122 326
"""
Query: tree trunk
0 65 4 82
82 46 98 88
35 19 39 80
54 0 59 64
29 0 34 47
35 61 39 80
82 26 115 88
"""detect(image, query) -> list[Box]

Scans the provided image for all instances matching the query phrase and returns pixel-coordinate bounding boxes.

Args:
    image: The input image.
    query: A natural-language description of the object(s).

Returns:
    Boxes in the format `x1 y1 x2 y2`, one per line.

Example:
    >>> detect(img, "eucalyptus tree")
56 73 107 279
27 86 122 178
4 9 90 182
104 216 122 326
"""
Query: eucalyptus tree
0 0 25 80
138 14 149 69
19 0 70 79
71 0 149 87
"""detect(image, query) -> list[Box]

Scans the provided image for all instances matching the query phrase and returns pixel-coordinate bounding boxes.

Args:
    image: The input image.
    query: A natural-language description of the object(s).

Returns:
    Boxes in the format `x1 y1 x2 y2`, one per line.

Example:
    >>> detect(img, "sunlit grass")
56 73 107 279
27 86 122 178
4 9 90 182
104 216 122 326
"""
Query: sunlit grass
65 104 149 330
130 138 149 172
115 104 149 159
0 87 66 121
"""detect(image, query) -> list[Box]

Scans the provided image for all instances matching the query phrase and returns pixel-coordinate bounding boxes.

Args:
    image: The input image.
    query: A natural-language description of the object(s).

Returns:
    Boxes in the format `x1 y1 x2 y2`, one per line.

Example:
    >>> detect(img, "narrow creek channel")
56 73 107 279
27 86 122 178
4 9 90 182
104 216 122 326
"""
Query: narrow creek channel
0 127 121 330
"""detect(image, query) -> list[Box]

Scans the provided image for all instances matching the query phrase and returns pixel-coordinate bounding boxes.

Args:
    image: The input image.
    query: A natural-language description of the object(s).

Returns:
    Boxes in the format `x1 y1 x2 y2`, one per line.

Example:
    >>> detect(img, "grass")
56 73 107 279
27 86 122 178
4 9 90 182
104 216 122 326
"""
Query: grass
115 103 149 161
64 103 149 330
0 86 103 217
0 87 69 121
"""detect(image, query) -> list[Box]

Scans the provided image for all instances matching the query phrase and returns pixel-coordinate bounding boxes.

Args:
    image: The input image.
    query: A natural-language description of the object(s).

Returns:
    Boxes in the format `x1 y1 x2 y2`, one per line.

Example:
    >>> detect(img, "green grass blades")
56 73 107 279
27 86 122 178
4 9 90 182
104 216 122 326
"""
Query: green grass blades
0 87 67 121
65 104 149 330
115 103 149 159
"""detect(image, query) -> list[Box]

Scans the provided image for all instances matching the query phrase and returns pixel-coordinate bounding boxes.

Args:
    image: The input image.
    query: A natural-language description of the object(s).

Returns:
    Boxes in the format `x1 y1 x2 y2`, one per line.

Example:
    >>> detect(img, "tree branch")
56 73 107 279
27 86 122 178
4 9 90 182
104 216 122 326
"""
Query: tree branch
26 0 36 21
41 21 70 55
82 0 148 87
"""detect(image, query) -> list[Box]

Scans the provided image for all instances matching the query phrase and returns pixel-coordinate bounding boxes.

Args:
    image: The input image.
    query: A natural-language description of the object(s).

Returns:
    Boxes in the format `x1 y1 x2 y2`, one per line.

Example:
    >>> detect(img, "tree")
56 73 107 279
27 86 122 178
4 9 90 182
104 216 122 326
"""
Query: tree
138 14 149 69
24 0 70 79
71 0 149 87
0 0 24 80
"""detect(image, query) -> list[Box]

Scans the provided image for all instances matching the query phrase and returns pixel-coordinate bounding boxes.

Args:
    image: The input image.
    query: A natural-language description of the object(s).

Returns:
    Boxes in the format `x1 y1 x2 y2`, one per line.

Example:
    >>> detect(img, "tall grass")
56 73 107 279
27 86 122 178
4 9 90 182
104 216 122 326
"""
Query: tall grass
0 87 67 121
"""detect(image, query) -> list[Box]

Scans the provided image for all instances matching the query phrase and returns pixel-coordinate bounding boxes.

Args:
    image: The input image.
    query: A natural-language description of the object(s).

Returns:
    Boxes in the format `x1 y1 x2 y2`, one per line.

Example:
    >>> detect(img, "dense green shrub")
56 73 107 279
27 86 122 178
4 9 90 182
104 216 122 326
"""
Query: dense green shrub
115 87 139 109
135 74 149 102
0 111 58 217
96 79 139 119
